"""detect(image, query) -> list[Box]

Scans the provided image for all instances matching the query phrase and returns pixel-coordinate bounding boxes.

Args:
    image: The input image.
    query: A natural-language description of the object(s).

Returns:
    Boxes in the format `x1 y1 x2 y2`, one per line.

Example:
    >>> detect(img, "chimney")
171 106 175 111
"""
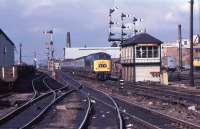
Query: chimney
66 32 71 48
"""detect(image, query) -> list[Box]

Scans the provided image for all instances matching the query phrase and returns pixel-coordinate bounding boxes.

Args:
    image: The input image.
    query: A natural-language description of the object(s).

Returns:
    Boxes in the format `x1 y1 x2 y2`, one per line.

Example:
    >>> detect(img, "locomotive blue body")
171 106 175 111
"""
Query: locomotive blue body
61 52 112 80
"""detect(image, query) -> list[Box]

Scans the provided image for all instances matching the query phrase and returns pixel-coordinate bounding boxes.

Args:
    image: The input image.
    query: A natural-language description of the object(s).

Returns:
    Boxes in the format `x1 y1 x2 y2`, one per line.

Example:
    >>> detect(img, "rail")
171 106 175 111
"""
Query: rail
61 71 200 129
78 94 91 129
21 88 75 129
113 96 200 129
0 73 44 123
60 74 92 129
61 72 123 129
43 76 57 100
106 95 123 129
31 74 44 99
0 73 69 128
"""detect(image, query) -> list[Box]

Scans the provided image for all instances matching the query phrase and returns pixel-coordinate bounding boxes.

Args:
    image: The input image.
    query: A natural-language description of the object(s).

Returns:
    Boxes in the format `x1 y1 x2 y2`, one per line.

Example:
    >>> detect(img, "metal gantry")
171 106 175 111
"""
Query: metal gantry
108 8 143 46
43 30 54 72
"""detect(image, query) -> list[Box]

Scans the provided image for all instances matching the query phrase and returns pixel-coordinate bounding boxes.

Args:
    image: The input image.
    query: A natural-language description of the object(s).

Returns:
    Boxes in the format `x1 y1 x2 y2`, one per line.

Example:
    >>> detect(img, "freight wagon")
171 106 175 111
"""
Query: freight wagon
194 57 200 70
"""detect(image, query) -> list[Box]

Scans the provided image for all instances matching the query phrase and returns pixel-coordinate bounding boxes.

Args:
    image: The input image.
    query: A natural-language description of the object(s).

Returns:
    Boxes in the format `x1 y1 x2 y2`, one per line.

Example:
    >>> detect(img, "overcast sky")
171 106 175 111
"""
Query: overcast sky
0 0 199 63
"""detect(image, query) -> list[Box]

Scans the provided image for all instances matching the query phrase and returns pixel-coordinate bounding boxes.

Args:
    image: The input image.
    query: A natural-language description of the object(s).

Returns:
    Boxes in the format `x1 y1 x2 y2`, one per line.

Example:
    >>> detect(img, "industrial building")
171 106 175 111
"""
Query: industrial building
121 33 162 82
162 35 200 68
0 29 15 67
64 47 120 59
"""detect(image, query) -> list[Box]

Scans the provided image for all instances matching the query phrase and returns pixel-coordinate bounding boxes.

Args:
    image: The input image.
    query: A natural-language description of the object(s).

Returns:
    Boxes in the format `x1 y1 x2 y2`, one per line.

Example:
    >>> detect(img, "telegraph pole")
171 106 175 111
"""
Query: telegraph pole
19 43 22 65
190 0 194 86
178 24 182 69
121 13 126 44
33 51 37 68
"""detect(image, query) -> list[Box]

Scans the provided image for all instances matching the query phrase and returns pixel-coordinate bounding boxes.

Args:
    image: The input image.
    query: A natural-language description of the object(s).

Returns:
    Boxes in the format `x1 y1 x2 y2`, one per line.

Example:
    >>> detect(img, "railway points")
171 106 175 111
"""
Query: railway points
60 72 123 129
32 91 87 129
0 71 73 129
59 71 200 129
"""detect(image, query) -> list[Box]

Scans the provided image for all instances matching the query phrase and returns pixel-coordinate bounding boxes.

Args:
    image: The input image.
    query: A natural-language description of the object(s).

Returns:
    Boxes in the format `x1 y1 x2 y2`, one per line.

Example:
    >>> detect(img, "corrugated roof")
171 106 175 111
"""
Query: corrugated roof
122 33 162 46
0 29 15 46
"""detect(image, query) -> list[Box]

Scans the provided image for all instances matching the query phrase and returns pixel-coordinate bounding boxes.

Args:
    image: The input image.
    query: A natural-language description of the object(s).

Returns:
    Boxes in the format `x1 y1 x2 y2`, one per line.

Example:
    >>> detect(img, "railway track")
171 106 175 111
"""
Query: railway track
0 73 72 129
60 71 200 129
31 88 77 129
108 81 200 106
114 96 200 129
61 72 123 129
0 73 45 122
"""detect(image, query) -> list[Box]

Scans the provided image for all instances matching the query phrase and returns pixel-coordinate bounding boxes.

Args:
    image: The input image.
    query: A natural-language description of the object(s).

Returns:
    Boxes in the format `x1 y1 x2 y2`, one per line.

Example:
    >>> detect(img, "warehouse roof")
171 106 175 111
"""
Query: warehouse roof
64 47 120 59
122 33 162 46
0 29 15 46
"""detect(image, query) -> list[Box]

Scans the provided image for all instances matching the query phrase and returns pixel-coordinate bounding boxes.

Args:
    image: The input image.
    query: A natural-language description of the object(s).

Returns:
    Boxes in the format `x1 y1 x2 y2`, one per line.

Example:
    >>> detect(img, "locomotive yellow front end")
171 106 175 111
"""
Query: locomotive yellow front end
93 60 111 80
94 60 111 72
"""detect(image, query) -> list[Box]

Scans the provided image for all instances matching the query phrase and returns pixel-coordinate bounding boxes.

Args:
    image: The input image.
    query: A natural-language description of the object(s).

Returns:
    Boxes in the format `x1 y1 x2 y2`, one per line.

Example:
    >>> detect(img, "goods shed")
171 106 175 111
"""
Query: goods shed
121 33 162 82
0 29 15 67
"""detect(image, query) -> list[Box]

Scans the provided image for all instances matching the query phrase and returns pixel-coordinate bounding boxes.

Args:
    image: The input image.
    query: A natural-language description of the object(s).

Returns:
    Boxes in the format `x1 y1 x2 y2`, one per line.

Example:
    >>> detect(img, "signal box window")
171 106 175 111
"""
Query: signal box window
136 46 159 58
148 46 153 58
153 46 158 57
142 47 147 58
136 47 141 58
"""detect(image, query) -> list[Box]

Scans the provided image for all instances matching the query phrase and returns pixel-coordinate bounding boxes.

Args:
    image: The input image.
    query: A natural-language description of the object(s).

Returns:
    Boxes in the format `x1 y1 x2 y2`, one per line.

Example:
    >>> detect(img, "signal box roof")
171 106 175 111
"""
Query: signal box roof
122 33 162 47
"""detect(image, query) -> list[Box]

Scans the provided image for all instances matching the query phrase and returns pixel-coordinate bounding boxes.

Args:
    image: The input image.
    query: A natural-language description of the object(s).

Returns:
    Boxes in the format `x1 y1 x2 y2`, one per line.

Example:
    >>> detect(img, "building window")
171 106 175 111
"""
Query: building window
142 46 147 58
136 46 159 58
153 46 158 57
3 47 7 55
184 41 187 45
148 46 153 58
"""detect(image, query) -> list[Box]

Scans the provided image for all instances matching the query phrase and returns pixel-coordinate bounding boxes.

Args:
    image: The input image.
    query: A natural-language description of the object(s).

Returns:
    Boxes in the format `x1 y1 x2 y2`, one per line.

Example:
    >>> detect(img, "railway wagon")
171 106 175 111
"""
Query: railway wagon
61 52 112 80
194 57 200 70
162 56 176 71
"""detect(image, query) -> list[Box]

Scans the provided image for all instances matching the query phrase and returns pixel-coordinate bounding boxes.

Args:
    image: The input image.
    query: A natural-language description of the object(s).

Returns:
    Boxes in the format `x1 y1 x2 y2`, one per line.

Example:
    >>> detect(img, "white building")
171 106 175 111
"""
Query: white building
64 47 120 59
162 35 200 49
0 29 15 67
121 33 162 82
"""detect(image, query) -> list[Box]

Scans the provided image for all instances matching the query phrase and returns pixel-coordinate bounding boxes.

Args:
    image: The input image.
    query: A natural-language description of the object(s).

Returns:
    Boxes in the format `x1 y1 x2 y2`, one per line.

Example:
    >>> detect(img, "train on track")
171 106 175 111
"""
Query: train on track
193 57 200 70
61 52 112 80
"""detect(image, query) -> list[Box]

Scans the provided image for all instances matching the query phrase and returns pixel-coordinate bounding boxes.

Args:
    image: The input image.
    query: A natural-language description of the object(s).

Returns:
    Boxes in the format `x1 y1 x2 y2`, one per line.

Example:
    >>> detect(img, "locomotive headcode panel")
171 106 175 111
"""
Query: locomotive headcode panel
93 60 111 72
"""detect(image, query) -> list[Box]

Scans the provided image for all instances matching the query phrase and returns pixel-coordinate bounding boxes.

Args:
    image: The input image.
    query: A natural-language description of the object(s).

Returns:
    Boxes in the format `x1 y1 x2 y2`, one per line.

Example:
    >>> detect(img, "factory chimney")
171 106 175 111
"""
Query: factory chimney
66 32 71 48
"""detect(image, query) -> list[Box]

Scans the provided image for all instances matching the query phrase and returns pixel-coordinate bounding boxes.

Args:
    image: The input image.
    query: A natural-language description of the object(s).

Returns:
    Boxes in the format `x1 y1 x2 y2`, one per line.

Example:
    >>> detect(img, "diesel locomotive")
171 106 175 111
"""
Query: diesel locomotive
61 52 112 80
